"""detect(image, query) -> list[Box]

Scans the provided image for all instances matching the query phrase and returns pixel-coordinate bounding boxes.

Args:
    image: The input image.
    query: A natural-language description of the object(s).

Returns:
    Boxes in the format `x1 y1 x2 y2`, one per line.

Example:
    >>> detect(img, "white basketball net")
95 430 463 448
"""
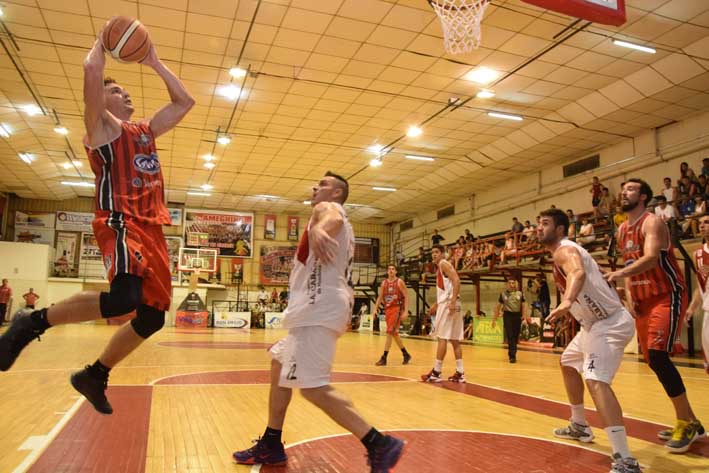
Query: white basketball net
430 0 490 55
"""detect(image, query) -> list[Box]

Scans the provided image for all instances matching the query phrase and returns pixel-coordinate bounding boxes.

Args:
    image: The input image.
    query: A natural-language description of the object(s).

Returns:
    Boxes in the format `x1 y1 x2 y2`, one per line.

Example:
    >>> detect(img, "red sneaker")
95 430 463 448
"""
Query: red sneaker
447 371 466 383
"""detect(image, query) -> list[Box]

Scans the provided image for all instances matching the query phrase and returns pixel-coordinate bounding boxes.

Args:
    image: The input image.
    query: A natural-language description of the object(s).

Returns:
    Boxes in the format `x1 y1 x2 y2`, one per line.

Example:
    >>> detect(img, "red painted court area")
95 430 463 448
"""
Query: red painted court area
261 431 611 473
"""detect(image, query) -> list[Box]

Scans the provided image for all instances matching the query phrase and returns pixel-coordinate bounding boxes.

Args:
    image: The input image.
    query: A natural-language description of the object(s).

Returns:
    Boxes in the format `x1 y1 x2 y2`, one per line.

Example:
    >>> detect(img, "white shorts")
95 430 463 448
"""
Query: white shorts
560 309 635 384
269 326 339 389
434 300 464 341
703 312 709 373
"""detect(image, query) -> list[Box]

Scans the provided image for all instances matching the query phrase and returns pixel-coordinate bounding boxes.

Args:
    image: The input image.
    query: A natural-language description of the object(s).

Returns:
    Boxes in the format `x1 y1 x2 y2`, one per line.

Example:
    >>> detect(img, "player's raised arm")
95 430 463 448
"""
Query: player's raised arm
141 45 195 138
83 38 109 140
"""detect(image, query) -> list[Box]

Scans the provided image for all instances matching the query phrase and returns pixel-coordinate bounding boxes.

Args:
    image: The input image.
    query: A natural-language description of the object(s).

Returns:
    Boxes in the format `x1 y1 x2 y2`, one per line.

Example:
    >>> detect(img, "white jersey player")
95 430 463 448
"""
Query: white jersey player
538 209 641 473
421 244 466 383
232 172 405 473
686 214 709 374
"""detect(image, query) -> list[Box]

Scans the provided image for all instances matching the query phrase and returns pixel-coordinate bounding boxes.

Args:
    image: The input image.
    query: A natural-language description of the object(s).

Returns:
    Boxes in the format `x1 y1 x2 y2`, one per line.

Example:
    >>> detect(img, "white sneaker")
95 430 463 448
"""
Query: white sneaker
553 420 594 443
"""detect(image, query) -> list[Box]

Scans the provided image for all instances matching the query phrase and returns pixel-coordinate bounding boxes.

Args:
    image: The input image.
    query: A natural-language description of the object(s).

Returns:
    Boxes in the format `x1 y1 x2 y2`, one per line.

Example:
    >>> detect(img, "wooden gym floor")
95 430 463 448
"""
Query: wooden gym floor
0 324 707 473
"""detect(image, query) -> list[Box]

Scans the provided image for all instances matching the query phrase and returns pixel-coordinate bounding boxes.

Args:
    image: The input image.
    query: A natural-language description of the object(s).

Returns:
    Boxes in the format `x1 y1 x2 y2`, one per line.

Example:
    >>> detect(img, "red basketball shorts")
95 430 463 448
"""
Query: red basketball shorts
634 291 686 363
385 306 402 334
93 211 172 311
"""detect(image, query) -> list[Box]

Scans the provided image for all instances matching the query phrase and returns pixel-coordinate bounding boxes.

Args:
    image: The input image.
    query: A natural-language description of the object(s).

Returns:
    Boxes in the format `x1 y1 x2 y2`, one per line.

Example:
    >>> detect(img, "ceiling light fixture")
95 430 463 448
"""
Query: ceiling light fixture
255 194 279 199
0 6 4 16
61 161 83 170
406 126 422 138
61 181 94 187
369 158 383 167
488 111 523 121
0 123 11 138
202 154 216 162
405 155 435 162
303 200 311 205
372 186 396 192
200 183 214 191
187 191 211 196
465 67 500 85
476 89 495 99
229 67 247 78
218 84 242 100
612 39 656 54
54 126 69 135
22 104 42 116
204 162 216 170
217 134 231 145
19 152 34 164
368 144 384 154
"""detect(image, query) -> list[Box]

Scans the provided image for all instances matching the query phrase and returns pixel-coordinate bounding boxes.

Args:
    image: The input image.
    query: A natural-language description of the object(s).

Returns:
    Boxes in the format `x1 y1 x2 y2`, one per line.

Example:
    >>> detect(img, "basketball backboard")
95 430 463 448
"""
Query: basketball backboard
178 247 218 273
521 0 626 26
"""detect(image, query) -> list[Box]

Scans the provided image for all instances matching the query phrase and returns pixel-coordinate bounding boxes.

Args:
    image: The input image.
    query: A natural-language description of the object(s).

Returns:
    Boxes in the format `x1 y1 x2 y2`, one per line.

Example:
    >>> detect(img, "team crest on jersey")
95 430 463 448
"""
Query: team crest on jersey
132 177 142 188
135 133 152 146
133 153 160 175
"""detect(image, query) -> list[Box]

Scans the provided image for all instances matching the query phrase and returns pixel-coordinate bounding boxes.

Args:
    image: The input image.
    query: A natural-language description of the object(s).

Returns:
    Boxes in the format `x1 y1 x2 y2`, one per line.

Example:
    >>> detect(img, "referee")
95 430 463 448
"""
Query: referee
493 278 530 363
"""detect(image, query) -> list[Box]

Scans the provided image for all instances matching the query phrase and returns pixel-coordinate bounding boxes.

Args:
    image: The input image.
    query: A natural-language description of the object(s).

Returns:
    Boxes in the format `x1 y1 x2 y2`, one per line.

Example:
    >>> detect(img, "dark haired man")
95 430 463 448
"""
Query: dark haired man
373 265 411 366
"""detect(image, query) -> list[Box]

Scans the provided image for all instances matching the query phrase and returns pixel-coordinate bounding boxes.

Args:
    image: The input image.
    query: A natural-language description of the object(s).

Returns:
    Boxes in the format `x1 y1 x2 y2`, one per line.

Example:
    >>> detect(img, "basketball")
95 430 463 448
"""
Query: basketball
101 16 151 63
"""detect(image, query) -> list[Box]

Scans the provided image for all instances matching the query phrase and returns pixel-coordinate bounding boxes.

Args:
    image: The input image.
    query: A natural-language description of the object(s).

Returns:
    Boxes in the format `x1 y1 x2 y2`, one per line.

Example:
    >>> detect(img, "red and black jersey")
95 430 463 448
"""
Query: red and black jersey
617 212 685 301
382 278 404 309
693 245 709 293
86 121 170 225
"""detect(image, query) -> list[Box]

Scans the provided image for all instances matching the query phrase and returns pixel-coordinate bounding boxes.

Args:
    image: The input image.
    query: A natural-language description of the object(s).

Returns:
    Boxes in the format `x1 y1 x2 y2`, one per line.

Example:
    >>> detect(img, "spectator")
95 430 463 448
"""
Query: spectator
613 205 627 228
22 288 39 309
598 187 612 216
0 279 11 324
590 176 602 214
566 209 577 226
661 177 677 205
678 194 696 219
279 287 289 306
680 161 690 179
511 217 524 234
463 309 474 340
577 218 596 246
682 195 706 237
687 167 700 185
257 285 269 305
464 229 474 242
654 195 678 228
567 212 577 240
500 232 518 264
702 157 709 177
431 229 445 245
677 177 690 201
535 273 551 319
521 220 536 242
698 174 709 199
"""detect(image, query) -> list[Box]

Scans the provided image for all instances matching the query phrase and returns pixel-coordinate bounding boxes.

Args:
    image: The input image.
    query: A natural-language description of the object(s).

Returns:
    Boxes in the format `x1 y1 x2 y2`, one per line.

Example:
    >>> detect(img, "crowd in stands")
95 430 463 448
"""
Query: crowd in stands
409 158 709 274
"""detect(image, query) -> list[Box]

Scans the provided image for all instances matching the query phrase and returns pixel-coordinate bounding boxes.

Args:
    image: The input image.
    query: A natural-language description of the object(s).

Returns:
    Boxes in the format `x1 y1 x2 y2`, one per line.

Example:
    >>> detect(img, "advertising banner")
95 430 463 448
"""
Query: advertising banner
55 211 93 232
265 312 285 329
260 246 296 284
54 232 79 277
473 317 504 345
184 209 253 257
213 311 251 328
16 211 55 228
15 211 56 245
287 216 299 241
264 214 276 240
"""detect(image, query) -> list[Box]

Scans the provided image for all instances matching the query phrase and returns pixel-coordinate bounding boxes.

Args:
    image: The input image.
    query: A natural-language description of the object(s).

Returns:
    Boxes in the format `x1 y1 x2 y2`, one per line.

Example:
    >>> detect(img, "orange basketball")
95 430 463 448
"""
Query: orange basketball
101 16 151 63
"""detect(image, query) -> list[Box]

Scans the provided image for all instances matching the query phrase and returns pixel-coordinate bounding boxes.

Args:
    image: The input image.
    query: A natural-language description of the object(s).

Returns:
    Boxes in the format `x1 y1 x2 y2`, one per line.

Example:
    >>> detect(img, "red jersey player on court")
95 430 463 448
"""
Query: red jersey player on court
0 27 194 415
606 179 704 452
374 264 411 366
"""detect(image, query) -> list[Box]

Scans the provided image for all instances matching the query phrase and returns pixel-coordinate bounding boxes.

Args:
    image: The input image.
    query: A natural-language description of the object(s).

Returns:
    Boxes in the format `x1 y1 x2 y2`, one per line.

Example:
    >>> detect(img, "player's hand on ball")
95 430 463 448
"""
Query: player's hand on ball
311 227 338 264
140 44 159 67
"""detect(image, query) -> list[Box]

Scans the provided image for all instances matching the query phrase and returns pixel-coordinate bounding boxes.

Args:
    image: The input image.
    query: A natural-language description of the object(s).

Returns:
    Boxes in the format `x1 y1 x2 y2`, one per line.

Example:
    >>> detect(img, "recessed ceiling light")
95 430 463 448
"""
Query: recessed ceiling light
200 183 214 191
18 153 34 164
0 123 11 137
217 134 231 145
405 155 435 162
187 191 211 196
368 144 384 154
54 126 69 135
465 67 500 85
303 200 311 205
0 7 4 16
218 84 242 100
476 89 495 99
72 160 82 167
372 186 396 192
61 162 72 169
229 67 247 78
488 111 523 121
369 158 383 167
255 194 279 200
202 154 216 162
204 162 216 169
22 104 42 116
406 126 422 138
612 39 656 54
61 181 94 187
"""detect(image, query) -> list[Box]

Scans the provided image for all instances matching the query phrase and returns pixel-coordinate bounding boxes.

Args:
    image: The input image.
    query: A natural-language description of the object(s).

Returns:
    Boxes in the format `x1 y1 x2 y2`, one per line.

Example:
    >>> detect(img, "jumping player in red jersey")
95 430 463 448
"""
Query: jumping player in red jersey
606 179 704 452
0 27 194 415
374 264 411 366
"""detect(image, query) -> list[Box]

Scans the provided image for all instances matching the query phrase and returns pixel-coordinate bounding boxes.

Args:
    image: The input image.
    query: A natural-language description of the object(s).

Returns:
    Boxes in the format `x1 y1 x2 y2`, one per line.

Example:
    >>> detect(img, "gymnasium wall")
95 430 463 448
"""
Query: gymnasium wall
0 242 51 316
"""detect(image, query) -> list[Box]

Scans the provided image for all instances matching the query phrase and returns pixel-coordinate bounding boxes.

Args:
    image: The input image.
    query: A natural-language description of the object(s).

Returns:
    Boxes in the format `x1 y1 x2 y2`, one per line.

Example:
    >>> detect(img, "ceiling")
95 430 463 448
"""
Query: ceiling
0 0 708 223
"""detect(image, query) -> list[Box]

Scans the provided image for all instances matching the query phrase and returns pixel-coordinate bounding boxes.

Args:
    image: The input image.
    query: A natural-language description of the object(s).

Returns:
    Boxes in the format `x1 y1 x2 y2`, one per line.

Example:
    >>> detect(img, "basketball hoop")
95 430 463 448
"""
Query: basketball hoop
429 0 490 55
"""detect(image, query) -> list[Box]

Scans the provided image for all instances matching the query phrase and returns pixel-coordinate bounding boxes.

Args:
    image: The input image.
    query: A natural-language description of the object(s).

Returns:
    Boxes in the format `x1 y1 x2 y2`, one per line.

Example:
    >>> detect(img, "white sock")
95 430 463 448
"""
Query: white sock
434 359 443 372
570 403 587 425
455 359 464 373
605 426 631 459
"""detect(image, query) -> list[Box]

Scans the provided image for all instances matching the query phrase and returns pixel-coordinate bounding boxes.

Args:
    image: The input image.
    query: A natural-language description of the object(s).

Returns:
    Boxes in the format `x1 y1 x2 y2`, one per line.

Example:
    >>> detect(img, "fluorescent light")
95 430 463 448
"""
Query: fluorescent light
344 203 365 207
187 191 211 196
405 155 435 162
229 67 247 78
204 162 216 169
488 111 523 121
303 200 311 205
255 194 279 199
218 84 242 100
0 123 11 137
22 104 42 116
54 126 69 135
62 161 82 169
202 154 215 161
373 186 396 192
200 183 213 191
368 144 384 154
0 6 4 16
19 153 34 164
406 126 422 137
61 181 94 187
476 89 495 99
465 67 500 85
217 134 231 145
369 158 382 167
612 39 656 54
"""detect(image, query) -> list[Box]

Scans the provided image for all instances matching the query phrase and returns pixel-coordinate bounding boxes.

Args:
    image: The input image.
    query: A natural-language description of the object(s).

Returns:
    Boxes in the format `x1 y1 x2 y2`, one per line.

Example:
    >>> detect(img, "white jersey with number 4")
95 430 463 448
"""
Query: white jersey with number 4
282 203 355 335
552 239 626 330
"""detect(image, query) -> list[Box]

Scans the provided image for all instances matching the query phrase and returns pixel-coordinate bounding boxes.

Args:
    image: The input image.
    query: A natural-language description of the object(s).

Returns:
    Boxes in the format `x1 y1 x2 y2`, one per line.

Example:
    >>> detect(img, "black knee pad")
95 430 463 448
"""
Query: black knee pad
100 274 142 318
648 349 686 398
131 304 165 339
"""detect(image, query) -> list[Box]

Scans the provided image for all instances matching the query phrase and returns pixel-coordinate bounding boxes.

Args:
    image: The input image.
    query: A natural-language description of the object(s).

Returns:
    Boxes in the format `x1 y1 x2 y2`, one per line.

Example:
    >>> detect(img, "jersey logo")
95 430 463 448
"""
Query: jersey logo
135 133 152 146
132 177 142 187
133 153 161 175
